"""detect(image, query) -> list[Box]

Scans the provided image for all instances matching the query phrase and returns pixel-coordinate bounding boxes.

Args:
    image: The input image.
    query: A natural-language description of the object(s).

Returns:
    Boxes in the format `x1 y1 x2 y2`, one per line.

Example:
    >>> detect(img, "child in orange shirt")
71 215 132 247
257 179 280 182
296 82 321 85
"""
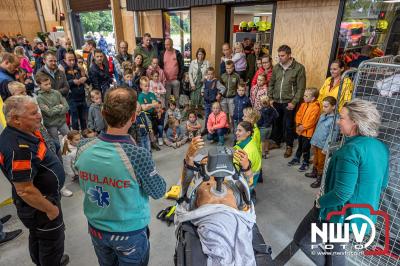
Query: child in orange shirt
288 87 321 171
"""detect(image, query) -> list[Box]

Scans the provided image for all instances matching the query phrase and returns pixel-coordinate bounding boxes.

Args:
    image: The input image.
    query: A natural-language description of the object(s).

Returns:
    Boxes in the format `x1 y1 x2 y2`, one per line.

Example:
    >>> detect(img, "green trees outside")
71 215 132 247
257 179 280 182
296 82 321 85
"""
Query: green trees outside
80 10 113 33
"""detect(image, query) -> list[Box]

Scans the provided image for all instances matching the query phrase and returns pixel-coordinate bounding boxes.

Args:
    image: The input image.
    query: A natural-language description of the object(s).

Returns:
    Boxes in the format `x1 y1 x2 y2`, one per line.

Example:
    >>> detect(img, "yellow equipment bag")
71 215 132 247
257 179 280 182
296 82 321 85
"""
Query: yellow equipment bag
165 185 181 200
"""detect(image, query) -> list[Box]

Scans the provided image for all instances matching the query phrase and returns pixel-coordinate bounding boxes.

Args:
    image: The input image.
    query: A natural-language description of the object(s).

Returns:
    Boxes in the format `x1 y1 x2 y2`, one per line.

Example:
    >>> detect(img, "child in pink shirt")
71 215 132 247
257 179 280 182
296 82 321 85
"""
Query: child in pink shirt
250 73 268 111
207 102 229 145
149 70 166 107
146 57 166 86
15 46 33 74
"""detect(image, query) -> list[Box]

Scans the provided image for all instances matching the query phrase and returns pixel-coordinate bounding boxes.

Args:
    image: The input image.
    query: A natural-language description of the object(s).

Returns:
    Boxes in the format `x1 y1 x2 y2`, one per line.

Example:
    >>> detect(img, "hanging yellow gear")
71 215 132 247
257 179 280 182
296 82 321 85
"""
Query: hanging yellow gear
377 19 389 31
258 21 271 32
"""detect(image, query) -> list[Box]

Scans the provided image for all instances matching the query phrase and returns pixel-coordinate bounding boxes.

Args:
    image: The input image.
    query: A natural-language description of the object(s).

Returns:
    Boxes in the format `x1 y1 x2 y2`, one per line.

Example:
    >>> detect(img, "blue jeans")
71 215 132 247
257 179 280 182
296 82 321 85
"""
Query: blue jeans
204 102 212 125
207 128 227 144
0 220 4 240
90 225 150 266
138 134 151 152
157 125 164 138
46 123 69 145
69 100 87 130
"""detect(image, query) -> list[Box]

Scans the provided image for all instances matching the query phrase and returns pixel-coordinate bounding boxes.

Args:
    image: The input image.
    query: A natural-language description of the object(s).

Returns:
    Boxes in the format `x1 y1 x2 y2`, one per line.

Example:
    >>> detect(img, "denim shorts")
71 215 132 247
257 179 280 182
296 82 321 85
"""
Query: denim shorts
259 126 272 141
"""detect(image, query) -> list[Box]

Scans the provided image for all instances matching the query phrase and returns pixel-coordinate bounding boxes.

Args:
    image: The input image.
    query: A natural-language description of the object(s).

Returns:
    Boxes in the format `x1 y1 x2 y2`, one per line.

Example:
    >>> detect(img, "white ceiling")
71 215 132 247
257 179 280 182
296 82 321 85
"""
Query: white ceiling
233 5 273 15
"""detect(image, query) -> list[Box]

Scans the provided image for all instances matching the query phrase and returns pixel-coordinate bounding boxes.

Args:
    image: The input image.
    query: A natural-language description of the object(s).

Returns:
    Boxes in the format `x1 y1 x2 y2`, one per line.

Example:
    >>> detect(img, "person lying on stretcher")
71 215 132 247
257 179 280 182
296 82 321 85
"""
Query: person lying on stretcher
175 136 258 265
180 136 254 209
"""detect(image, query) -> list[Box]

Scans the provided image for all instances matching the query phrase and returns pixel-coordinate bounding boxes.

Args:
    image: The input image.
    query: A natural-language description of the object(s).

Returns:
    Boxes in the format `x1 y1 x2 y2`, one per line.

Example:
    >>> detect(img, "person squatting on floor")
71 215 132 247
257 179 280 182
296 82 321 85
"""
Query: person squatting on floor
0 95 69 266
207 102 229 146
75 87 166 266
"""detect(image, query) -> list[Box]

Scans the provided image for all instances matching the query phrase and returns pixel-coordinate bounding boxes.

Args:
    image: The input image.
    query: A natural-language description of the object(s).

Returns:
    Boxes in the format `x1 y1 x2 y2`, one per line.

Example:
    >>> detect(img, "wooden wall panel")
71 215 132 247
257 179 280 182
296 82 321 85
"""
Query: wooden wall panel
191 5 226 76
111 0 124 46
139 11 163 38
272 0 339 88
121 10 136 52
40 0 72 41
191 6 213 64
214 5 226 76
0 0 41 41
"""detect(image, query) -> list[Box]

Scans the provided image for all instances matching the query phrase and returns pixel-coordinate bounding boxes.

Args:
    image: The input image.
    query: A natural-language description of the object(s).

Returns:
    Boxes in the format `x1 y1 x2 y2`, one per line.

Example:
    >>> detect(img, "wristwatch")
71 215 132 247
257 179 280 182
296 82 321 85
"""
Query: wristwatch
240 161 252 172
183 159 198 172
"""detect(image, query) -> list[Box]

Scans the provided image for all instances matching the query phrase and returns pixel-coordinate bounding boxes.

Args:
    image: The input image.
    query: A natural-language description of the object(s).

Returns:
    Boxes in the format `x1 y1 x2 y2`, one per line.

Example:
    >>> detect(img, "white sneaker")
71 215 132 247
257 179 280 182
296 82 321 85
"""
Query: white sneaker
60 187 73 197
158 138 163 146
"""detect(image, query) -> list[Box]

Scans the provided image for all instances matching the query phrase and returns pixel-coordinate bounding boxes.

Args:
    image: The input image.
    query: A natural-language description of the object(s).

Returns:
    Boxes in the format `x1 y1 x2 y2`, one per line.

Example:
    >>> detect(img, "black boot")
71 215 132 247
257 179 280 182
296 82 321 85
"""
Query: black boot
305 167 317 178
310 175 322 188
251 190 257 204
60 254 70 266
151 142 161 151
258 169 264 183
0 229 23 246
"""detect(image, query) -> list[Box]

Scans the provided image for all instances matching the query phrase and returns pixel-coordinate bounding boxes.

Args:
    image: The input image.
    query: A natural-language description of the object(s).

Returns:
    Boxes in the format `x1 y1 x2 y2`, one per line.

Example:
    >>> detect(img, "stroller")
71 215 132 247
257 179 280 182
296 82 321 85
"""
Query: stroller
174 146 273 266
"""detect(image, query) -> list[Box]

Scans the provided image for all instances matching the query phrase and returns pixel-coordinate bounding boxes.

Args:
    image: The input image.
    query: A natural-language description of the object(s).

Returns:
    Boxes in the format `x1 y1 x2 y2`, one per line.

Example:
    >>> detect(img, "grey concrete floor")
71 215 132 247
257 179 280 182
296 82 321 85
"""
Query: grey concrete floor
0 135 318 266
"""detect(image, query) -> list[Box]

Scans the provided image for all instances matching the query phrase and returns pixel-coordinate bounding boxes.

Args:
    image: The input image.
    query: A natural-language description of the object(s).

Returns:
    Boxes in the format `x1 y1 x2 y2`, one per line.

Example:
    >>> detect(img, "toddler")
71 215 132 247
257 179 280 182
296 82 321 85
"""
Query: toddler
150 70 166 107
61 130 81 197
165 117 187 148
146 57 166 86
258 96 279 159
250 74 268 111
232 42 247 80
122 68 135 90
164 100 181 127
88 90 106 134
154 104 166 146
185 112 202 140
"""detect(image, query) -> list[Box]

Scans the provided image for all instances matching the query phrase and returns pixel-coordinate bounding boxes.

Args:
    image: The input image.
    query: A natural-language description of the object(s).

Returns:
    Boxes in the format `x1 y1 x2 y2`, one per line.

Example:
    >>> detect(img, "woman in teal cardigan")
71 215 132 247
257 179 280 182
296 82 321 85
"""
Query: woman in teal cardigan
294 99 389 266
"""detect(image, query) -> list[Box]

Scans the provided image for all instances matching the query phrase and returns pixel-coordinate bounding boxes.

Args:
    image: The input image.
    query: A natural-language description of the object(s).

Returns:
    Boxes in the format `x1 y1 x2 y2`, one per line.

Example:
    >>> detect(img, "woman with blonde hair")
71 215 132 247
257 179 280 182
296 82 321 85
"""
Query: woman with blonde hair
293 99 389 266
242 107 261 156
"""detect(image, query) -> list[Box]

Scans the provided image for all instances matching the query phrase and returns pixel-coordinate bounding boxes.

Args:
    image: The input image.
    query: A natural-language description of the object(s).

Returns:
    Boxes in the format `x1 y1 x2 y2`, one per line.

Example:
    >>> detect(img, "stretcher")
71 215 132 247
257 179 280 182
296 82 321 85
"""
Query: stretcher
173 146 273 266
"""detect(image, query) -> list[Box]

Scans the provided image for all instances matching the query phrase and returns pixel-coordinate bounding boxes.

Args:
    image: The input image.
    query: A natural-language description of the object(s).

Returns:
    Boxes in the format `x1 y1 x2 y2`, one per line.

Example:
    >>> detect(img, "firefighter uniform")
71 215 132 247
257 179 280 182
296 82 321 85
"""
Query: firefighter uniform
0 126 65 266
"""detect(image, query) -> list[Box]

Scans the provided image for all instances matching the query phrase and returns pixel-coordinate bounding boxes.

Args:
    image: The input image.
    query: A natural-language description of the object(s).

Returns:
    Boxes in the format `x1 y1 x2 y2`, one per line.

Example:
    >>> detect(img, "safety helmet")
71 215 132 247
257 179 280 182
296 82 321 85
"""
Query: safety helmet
258 21 271 32
248 21 256 31
377 19 389 31
239 21 248 32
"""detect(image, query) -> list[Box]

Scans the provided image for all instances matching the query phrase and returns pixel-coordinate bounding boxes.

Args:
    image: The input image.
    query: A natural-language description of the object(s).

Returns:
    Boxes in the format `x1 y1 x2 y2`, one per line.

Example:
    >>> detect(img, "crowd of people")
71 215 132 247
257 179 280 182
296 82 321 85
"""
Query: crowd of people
0 31 391 266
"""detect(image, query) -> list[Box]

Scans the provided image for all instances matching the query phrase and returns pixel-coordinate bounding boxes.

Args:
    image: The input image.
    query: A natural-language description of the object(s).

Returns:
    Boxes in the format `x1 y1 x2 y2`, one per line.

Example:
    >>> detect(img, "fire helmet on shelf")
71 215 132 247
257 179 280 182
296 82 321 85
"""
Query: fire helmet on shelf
239 21 249 32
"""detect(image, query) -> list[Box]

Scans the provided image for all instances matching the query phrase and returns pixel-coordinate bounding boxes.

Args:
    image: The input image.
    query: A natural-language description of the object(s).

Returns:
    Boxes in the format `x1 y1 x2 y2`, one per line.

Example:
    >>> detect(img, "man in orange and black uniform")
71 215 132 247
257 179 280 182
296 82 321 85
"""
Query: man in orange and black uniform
0 96 69 266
